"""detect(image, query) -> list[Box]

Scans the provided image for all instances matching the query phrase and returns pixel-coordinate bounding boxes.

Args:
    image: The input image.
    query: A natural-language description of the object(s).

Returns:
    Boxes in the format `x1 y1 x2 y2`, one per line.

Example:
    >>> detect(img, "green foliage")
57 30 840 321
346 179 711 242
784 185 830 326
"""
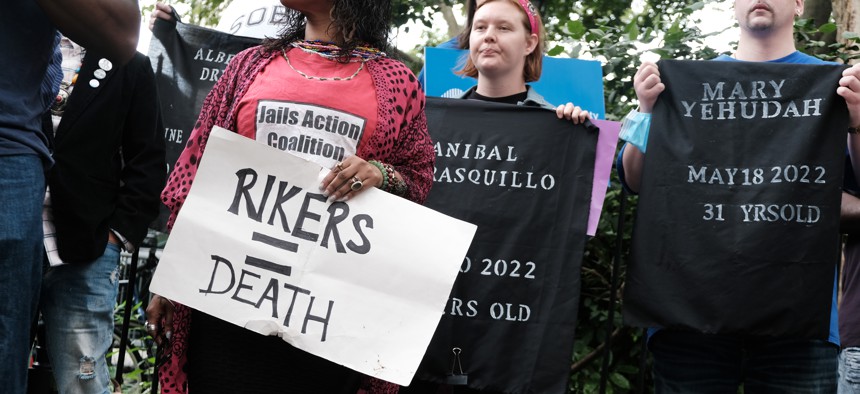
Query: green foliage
406 27 453 63
392 0 459 30
794 18 860 64
553 0 726 120
571 179 645 393
110 301 157 394
151 0 230 27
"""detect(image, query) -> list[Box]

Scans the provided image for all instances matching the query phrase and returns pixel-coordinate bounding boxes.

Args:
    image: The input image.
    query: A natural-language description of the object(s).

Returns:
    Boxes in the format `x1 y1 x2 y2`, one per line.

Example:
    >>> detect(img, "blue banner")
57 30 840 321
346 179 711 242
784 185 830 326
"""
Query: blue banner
423 47 606 119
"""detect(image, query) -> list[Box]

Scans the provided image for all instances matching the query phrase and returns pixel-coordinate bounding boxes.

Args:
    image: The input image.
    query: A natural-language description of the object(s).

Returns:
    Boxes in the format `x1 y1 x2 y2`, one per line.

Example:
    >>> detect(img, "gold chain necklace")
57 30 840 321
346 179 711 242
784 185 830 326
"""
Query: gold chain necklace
282 49 365 82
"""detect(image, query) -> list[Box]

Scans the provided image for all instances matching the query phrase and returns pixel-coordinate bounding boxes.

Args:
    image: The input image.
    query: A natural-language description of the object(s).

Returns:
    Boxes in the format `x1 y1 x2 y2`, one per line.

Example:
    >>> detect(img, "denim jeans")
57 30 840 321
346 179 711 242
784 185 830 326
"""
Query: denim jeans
41 242 121 394
650 330 838 394
840 348 860 394
0 155 46 393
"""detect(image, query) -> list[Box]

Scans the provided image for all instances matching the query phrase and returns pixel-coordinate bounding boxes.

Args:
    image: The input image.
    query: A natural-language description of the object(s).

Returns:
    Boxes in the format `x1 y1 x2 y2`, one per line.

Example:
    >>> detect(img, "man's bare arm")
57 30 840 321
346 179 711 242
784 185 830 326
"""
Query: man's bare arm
35 0 140 64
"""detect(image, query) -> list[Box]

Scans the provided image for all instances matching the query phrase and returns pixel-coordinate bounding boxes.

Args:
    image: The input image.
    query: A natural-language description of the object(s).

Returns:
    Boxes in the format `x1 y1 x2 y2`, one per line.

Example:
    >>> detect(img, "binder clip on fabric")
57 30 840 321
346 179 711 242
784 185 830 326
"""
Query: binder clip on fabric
444 347 468 385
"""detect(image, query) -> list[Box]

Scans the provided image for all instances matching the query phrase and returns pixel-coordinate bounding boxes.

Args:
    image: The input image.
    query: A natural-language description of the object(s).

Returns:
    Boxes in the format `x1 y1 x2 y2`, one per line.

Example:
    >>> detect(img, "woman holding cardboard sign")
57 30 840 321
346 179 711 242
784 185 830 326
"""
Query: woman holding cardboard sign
146 0 433 393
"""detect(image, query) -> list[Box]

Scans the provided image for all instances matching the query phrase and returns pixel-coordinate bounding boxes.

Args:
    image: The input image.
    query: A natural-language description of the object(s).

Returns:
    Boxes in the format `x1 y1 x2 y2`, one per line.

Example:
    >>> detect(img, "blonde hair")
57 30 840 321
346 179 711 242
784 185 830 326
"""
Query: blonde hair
457 0 545 82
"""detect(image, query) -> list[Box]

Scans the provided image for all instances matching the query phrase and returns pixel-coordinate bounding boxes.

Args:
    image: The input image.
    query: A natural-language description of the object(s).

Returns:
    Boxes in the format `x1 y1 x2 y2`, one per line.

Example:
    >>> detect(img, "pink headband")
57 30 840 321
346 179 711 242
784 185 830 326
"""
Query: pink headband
517 0 538 35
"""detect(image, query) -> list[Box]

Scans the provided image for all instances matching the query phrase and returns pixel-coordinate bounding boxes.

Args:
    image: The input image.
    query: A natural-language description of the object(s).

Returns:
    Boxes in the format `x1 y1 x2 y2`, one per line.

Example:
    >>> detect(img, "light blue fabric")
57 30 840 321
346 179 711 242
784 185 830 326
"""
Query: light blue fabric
619 109 652 153
41 243 122 394
520 86 555 109
840 347 860 394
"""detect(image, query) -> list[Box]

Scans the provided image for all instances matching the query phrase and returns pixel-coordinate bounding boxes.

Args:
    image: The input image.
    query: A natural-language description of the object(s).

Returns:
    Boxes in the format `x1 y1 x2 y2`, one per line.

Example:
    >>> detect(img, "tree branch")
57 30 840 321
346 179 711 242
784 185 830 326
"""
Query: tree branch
438 1 462 38
570 327 624 373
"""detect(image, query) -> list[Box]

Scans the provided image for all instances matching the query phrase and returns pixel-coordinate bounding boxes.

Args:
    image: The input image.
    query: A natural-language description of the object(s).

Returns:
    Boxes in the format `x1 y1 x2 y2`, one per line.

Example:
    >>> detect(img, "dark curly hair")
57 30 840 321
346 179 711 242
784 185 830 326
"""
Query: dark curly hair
263 0 392 63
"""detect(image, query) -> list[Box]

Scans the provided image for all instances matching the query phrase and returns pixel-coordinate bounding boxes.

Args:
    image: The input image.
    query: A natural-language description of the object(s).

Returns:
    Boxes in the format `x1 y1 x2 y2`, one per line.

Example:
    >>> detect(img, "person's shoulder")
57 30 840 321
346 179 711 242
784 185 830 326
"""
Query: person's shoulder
709 51 832 65
371 56 419 83
92 51 148 76
131 51 158 68
522 85 555 110
120 52 148 68
232 45 271 64
372 56 411 70
778 51 830 64
437 37 460 50
237 45 267 57
459 86 477 99
127 52 156 76
369 57 424 109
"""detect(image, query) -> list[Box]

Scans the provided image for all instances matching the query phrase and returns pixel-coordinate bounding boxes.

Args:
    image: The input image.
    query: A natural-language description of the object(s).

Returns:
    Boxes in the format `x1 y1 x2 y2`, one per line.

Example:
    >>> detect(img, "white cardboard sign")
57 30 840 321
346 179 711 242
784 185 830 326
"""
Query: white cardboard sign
150 127 476 385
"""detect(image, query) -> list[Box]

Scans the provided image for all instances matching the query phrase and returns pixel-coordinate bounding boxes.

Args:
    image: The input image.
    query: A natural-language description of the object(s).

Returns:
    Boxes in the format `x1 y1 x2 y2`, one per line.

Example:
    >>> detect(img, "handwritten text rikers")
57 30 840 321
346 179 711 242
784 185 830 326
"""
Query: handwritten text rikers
190 166 379 343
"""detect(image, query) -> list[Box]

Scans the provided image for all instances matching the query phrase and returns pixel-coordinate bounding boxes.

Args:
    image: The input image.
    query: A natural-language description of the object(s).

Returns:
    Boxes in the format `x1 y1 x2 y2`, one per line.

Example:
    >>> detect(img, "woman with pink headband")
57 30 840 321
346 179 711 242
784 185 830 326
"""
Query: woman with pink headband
458 0 590 124
401 2 589 394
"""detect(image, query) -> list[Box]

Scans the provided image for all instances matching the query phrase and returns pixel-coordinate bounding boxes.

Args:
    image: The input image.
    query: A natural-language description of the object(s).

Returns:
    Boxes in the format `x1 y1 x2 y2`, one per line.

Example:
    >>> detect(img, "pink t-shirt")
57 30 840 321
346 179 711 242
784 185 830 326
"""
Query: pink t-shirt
236 48 378 169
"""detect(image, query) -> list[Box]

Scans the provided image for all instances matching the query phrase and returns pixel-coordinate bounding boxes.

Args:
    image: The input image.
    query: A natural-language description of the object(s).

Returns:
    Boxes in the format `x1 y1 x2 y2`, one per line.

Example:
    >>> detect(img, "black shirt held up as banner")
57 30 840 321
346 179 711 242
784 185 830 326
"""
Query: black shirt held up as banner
622 59 848 340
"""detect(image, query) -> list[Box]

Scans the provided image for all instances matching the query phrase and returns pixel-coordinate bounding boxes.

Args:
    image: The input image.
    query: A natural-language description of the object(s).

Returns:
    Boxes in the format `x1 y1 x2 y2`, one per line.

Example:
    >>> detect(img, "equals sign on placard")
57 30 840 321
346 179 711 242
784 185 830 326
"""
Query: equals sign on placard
245 231 298 276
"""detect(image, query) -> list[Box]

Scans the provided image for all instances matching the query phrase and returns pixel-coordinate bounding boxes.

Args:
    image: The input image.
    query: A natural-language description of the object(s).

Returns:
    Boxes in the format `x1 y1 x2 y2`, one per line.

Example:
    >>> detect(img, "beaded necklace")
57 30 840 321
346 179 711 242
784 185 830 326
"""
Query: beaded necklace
281 40 387 82
289 40 386 62
282 49 365 82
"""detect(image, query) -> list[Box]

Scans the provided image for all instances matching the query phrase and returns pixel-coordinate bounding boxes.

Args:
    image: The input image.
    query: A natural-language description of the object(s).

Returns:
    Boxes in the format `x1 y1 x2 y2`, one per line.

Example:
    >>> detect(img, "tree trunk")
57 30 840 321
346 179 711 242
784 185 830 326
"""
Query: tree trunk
804 0 833 25
801 0 836 54
438 2 462 39
833 0 859 42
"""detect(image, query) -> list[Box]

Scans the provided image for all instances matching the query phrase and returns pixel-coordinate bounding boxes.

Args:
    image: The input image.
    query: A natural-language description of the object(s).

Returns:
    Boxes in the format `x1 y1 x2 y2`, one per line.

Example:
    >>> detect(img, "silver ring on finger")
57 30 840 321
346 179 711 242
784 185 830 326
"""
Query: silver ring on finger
350 176 363 191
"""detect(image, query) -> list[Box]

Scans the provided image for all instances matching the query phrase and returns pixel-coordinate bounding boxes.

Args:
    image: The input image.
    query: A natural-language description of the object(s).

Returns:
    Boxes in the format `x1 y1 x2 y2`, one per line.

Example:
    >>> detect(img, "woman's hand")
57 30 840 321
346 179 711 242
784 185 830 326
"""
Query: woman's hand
555 103 590 124
148 2 176 31
145 294 175 346
320 156 384 201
